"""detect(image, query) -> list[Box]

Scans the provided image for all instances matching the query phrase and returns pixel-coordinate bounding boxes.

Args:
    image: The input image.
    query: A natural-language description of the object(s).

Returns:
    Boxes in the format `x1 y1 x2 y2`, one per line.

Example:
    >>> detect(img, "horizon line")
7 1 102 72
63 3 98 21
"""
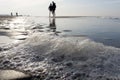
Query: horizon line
0 14 119 18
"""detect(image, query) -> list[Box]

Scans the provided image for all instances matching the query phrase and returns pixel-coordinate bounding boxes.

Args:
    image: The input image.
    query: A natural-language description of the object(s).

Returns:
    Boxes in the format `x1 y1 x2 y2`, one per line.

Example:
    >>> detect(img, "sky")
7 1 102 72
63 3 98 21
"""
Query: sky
0 0 120 17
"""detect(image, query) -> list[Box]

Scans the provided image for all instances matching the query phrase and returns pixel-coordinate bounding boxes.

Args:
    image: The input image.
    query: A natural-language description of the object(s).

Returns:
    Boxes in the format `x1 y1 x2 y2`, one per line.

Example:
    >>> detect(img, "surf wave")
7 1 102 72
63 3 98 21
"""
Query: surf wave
0 32 120 79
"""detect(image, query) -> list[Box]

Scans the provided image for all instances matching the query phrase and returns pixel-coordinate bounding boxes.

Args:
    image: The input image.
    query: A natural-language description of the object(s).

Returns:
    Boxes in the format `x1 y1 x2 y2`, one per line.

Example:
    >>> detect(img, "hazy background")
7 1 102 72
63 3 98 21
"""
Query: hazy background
0 0 120 17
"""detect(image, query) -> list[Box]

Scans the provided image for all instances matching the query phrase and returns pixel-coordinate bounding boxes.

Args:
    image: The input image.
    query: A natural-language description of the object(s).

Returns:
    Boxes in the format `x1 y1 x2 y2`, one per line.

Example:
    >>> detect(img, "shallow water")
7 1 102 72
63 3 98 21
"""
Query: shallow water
0 16 120 80
28 16 120 48
1 16 120 48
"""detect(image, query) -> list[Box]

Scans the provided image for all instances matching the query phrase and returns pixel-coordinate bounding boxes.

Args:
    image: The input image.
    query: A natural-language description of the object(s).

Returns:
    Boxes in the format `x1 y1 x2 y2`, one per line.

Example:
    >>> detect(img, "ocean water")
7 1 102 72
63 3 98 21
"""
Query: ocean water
29 16 120 48
56 17 120 48
0 16 120 79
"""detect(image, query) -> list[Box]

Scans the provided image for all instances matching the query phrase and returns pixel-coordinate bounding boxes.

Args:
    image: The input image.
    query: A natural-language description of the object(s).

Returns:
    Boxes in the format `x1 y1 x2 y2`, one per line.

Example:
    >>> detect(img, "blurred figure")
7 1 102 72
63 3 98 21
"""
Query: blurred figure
48 3 53 18
16 12 18 16
11 12 13 16
52 1 56 18
48 1 56 18
48 1 57 35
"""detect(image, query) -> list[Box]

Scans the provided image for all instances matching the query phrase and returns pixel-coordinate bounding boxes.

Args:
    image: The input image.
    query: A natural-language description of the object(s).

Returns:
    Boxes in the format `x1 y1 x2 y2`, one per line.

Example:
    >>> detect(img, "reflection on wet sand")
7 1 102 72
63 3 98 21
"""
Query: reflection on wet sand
49 17 58 35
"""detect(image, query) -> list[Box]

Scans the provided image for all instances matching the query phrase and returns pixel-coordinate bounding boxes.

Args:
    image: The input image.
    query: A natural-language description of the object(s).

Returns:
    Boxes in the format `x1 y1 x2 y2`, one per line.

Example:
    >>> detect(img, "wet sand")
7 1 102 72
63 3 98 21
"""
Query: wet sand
0 16 14 44
0 16 29 44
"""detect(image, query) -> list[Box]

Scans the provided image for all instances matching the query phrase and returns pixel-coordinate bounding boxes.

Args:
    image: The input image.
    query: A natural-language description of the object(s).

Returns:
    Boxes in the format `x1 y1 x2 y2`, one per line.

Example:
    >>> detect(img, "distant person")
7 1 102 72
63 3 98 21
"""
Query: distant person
11 12 13 16
48 1 56 18
52 1 56 18
16 12 18 16
48 3 53 18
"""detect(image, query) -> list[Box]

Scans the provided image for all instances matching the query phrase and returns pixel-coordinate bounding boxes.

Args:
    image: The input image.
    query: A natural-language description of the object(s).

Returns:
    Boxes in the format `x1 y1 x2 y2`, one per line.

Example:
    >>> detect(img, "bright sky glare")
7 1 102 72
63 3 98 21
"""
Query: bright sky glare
0 0 120 16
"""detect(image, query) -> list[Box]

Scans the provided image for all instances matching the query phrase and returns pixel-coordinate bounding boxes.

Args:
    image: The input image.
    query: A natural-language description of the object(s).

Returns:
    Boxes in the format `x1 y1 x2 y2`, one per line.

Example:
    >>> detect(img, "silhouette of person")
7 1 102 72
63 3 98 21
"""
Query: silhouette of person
52 1 56 18
16 12 18 16
11 12 13 16
48 3 53 18
48 1 56 18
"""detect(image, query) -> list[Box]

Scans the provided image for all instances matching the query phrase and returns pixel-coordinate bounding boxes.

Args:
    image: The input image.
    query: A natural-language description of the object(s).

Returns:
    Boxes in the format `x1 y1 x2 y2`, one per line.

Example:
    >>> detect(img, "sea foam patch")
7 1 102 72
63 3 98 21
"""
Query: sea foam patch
0 32 120 79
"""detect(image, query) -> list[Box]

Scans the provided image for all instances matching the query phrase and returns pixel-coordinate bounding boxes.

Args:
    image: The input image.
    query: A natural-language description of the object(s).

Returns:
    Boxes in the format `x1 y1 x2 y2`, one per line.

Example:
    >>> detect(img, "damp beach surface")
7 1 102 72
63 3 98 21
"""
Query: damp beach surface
0 16 120 80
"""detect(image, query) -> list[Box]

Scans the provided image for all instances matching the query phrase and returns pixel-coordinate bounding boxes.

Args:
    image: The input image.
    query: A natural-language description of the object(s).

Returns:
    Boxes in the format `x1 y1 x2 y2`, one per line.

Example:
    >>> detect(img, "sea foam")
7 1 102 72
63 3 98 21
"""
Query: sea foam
0 32 120 79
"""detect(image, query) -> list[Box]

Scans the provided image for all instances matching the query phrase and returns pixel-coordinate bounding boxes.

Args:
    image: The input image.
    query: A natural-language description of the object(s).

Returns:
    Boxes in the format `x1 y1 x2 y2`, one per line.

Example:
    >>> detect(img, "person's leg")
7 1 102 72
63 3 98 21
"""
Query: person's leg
49 11 51 18
53 11 55 19
54 11 56 18
52 11 54 18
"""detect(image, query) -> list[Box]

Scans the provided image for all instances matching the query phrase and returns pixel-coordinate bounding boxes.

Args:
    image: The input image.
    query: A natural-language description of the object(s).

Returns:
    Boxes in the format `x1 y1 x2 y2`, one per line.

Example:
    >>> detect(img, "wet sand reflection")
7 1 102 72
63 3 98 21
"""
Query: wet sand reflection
49 17 58 35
